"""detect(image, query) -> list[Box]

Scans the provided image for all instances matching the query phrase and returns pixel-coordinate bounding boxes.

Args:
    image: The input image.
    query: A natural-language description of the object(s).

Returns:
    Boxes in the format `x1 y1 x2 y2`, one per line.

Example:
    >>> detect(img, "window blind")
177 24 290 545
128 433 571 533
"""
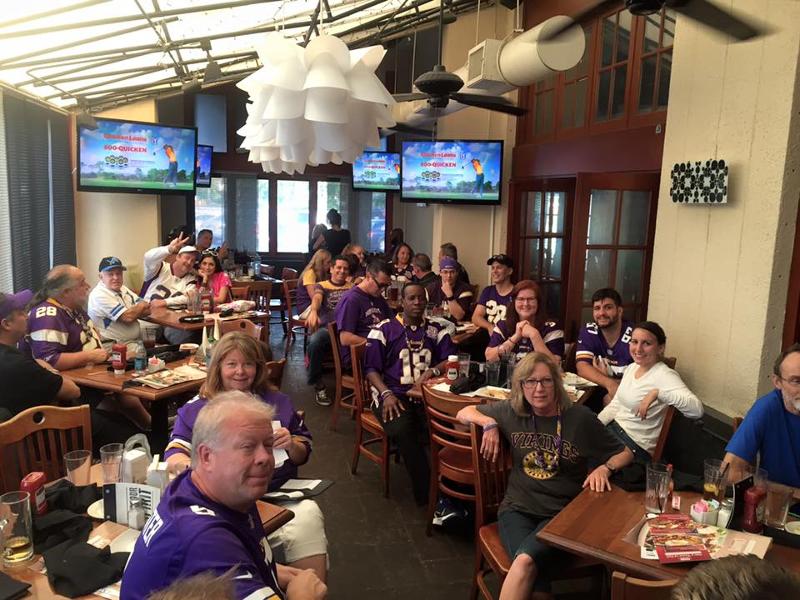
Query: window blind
0 93 12 292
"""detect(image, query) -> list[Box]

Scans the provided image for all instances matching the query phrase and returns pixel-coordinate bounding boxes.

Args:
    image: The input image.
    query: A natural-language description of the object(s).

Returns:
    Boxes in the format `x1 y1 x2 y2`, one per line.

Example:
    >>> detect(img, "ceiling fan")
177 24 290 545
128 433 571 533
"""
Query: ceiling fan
390 0 527 129
543 0 768 43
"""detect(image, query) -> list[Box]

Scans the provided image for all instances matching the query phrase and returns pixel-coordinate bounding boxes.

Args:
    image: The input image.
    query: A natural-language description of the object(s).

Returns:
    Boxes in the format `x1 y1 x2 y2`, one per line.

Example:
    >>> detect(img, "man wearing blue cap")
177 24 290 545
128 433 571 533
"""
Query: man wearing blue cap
88 256 155 344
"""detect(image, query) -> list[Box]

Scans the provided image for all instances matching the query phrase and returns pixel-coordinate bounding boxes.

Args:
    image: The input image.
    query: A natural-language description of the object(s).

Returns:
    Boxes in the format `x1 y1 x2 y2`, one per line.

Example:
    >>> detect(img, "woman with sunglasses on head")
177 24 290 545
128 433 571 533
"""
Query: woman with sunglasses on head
196 251 231 306
486 280 564 364
597 321 703 465
457 352 633 600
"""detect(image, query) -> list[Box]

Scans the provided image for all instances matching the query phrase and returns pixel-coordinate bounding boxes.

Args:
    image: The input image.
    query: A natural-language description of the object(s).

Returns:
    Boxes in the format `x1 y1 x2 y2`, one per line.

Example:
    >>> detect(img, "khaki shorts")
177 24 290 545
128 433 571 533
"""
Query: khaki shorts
267 499 328 563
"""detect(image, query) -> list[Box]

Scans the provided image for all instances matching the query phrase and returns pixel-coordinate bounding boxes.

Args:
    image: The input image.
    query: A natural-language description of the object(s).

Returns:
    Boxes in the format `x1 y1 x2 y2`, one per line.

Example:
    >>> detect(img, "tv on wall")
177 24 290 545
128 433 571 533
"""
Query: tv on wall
196 144 213 188
77 117 197 194
401 139 503 205
352 151 401 191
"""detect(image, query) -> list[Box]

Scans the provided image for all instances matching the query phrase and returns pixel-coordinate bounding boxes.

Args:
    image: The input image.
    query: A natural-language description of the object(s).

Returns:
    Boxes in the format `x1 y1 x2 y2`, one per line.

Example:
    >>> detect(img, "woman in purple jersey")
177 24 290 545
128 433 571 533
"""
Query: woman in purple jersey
391 242 415 280
164 333 328 582
486 280 564 364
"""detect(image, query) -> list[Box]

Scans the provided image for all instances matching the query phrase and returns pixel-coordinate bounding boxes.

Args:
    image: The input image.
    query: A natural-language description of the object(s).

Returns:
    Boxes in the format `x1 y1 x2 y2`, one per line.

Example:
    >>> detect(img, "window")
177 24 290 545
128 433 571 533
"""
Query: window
276 180 309 252
317 181 348 228
561 25 593 130
367 192 386 253
596 9 633 122
531 74 557 138
257 180 270 252
637 9 675 113
195 177 226 240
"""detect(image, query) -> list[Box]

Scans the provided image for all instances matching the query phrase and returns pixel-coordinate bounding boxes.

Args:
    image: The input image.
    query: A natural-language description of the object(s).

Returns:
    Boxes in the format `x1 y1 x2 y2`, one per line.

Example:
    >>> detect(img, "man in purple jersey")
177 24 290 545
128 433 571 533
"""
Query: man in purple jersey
365 283 456 505
427 257 473 321
333 257 393 370
575 288 634 404
121 392 326 600
472 254 515 334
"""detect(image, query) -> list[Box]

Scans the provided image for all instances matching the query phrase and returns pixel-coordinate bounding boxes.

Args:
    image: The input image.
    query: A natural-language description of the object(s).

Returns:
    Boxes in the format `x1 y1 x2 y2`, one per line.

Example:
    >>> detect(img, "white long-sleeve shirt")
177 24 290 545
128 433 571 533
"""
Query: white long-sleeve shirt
598 361 703 454
141 245 196 308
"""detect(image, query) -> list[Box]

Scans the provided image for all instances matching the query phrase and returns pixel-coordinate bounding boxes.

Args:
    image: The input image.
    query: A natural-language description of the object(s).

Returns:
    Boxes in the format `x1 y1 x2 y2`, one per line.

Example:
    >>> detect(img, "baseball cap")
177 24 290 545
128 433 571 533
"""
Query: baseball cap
178 246 199 255
99 256 127 272
439 257 458 271
487 254 514 268
0 289 34 320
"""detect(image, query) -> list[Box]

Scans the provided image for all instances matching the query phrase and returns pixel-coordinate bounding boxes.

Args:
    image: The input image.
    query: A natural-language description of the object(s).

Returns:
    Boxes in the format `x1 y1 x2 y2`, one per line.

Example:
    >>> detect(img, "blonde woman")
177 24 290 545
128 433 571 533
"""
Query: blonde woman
164 332 328 581
457 352 632 600
297 249 332 319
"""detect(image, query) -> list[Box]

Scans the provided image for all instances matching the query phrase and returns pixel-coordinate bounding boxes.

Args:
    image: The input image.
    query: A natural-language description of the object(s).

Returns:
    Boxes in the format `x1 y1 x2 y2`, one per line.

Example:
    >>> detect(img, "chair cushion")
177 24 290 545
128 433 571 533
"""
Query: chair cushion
478 523 510 576
361 411 385 433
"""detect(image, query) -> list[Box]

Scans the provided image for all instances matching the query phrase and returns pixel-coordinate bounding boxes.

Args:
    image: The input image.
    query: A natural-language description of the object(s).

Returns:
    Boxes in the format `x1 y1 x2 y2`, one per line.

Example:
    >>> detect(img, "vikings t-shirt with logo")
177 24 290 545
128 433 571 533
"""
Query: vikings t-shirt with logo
488 319 565 361
334 286 392 369
477 286 513 325
477 401 623 518
575 319 634 377
364 315 456 404
314 279 354 326
26 299 103 367
121 470 283 600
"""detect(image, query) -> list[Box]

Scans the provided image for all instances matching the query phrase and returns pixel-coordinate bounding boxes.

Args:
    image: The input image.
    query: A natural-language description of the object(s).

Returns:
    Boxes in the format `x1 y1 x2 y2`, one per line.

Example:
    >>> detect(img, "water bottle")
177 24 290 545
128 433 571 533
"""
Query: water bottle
252 252 261 279
134 341 147 374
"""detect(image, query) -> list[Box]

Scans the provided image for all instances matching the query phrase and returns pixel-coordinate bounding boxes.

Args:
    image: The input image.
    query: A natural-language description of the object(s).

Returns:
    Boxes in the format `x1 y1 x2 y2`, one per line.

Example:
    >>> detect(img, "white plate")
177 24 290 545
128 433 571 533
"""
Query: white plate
87 498 104 520
785 521 800 535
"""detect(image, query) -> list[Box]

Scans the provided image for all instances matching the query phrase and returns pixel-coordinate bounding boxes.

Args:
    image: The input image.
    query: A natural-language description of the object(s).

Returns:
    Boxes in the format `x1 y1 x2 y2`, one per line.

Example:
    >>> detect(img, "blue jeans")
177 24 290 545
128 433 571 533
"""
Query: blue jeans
606 421 652 465
497 510 564 592
306 328 331 386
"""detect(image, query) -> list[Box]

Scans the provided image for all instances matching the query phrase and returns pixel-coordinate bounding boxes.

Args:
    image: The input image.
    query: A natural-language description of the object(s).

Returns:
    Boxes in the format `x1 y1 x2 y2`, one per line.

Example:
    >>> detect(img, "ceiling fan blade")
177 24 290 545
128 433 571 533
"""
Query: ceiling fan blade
538 0 618 41
387 122 434 136
392 92 427 102
450 93 527 116
672 0 767 42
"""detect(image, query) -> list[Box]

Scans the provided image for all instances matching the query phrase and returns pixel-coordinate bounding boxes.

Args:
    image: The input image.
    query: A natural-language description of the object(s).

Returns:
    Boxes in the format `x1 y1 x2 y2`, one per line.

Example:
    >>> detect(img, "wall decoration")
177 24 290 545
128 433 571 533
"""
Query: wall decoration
670 160 729 204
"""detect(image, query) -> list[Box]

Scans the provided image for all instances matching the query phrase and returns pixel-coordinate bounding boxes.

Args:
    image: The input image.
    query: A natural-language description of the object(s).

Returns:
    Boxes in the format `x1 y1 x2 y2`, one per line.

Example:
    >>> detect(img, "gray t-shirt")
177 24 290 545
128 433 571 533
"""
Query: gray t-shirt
478 401 623 518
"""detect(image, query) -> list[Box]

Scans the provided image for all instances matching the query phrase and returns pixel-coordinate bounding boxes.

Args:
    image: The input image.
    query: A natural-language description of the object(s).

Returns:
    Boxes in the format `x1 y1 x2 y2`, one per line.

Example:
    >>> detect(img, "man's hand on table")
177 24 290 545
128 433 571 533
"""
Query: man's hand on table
583 465 613 492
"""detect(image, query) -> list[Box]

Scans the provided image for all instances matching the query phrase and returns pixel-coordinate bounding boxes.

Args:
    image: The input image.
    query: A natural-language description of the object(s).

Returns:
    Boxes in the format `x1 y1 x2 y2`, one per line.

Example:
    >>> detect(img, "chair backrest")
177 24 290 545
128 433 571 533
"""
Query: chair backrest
469 284 480 307
0 405 92 493
266 359 287 389
349 341 370 415
663 356 677 369
651 405 676 463
283 279 299 317
219 318 265 341
327 321 345 377
470 423 512 528
610 571 677 600
732 416 743 433
281 267 298 280
421 386 481 466
260 264 276 277
230 285 251 301
563 341 577 373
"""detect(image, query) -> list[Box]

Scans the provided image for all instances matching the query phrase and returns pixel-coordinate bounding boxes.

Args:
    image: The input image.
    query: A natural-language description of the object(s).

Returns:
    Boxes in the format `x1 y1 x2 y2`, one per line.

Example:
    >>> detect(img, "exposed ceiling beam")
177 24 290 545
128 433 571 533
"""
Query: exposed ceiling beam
0 0 111 30
303 1 323 45
21 49 157 87
134 0 187 79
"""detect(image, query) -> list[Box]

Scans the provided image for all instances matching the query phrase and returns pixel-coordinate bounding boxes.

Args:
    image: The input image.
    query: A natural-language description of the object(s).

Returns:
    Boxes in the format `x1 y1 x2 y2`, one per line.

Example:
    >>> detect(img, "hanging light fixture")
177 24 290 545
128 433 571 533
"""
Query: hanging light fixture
237 34 396 174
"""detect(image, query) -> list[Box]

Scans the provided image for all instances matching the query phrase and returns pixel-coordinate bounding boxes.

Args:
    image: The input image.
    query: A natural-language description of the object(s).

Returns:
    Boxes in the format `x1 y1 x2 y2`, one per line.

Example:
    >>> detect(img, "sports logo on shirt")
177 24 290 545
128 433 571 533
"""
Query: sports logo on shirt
484 300 507 324
142 510 164 546
34 306 58 319
190 504 216 517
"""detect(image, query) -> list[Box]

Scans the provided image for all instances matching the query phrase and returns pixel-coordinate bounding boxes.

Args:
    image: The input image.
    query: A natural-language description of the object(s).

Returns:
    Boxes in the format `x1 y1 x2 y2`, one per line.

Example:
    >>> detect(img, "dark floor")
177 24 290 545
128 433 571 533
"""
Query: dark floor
269 328 479 600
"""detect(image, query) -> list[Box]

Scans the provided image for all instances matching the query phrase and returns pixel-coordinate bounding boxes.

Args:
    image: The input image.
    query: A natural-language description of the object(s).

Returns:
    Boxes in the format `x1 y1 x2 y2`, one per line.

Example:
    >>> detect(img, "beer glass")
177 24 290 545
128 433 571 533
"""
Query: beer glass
1 491 33 565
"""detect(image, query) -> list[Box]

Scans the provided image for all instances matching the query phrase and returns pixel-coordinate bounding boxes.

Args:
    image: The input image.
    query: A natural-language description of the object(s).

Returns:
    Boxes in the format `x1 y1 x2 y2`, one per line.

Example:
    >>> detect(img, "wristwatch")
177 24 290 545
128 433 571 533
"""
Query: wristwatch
445 296 455 302
431 367 441 377
604 461 617 474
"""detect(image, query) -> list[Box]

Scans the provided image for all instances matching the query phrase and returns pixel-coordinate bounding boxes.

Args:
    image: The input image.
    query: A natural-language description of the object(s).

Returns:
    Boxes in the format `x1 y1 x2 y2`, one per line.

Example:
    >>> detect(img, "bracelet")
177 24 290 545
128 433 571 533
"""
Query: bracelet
483 422 498 432
604 461 616 473
379 389 394 400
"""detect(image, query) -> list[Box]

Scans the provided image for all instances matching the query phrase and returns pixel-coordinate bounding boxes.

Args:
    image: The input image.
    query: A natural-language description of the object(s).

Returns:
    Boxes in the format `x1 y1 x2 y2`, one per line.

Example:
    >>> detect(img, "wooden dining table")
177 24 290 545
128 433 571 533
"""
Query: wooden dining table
536 486 800 580
407 379 591 404
145 306 270 331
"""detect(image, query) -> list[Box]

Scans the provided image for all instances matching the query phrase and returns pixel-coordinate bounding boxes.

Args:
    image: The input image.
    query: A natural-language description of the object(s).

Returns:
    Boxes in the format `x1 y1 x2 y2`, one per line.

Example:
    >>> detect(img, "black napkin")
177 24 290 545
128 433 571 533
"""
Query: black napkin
42 538 129 598
45 480 101 513
33 509 93 554
611 463 703 493
0 572 30 600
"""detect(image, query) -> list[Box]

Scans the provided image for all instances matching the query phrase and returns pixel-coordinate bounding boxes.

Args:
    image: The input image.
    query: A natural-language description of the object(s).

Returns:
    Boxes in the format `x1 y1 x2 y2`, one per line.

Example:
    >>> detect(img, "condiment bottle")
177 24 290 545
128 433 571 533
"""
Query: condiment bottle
741 484 767 533
134 341 147 375
20 472 48 516
111 342 127 375
128 497 145 530
446 355 459 381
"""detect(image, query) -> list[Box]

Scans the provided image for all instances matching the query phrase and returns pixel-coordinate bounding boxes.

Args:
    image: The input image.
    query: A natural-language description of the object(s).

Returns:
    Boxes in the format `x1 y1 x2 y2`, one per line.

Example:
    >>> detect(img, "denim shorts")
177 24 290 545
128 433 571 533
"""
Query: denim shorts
606 420 652 465
497 509 565 592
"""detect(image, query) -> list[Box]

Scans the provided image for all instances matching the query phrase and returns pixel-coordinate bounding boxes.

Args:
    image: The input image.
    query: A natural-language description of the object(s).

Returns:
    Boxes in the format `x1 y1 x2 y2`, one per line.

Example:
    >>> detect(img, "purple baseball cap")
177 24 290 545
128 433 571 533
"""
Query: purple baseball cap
439 257 458 271
0 289 34 320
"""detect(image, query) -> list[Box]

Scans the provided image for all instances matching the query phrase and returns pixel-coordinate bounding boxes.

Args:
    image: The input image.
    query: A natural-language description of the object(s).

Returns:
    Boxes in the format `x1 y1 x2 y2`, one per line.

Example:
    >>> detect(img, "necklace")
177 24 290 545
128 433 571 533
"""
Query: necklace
530 406 562 473
402 320 425 353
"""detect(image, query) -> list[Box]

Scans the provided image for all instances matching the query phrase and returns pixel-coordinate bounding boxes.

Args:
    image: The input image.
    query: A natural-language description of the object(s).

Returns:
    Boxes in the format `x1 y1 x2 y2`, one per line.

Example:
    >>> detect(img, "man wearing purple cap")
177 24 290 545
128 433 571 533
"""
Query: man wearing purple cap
427 257 473 321
88 256 155 344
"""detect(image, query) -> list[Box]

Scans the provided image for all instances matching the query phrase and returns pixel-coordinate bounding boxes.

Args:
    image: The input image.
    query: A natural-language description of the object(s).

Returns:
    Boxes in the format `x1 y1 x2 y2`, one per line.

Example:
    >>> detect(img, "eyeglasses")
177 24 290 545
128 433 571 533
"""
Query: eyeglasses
521 377 554 389
515 296 537 304
776 375 800 388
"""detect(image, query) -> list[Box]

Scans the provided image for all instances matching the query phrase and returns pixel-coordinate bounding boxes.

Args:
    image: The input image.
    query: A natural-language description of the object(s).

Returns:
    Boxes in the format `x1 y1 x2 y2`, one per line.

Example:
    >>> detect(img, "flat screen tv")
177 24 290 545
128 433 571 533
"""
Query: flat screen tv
77 117 197 194
196 144 213 188
401 140 503 205
352 151 401 191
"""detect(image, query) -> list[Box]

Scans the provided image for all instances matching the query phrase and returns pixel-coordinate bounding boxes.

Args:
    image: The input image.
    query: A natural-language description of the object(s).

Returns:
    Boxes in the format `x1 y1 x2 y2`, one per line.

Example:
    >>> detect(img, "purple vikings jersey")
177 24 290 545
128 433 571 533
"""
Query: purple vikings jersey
477 286 513 324
427 280 474 318
392 263 414 280
27 299 102 367
121 470 284 600
314 280 353 326
164 390 311 490
334 286 392 369
488 320 565 362
364 315 456 404
575 319 634 377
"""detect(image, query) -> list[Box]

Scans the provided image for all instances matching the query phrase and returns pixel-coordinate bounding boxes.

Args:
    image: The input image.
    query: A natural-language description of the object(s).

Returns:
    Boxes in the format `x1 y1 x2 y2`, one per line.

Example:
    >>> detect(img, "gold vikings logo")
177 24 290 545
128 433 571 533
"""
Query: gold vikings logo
523 449 559 480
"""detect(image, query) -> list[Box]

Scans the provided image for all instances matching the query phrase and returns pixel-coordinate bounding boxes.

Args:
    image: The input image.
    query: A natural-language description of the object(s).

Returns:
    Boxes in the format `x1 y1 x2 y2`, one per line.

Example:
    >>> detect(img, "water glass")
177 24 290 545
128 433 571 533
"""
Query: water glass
142 327 157 350
64 449 92 486
764 482 794 529
485 361 501 387
1 491 33 566
703 458 726 502
645 462 671 513
458 353 471 377
100 443 124 484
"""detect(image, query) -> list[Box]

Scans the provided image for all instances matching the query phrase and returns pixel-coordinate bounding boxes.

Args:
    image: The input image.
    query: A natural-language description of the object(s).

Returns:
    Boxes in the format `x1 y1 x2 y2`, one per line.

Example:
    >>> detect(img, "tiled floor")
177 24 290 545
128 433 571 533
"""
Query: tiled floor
271 329 477 600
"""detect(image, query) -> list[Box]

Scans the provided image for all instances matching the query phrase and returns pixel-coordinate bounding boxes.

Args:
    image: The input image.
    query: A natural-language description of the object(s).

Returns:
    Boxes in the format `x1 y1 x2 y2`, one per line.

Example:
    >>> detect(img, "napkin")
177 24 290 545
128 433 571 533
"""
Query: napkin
33 509 93 553
45 480 101 513
0 572 30 600
43 538 129 598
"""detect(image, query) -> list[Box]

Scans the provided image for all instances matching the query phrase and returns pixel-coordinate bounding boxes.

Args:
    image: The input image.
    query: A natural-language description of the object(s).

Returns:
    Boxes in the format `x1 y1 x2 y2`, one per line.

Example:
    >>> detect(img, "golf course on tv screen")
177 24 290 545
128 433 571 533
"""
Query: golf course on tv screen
78 118 197 194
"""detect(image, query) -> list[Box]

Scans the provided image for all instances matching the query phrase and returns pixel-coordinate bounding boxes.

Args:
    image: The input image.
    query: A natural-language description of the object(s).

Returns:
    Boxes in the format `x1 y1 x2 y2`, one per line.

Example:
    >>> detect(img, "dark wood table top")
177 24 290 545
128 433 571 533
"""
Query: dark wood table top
407 380 588 404
145 307 270 331
537 486 800 580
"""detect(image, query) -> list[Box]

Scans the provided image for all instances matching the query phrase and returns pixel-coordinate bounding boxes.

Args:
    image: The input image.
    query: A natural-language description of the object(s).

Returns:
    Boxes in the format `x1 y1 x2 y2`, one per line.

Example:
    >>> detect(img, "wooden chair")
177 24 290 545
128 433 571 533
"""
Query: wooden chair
610 571 678 600
0 405 92 493
732 416 743 433
281 267 298 280
651 405 676 463
663 356 677 369
421 385 481 536
219 318 266 342
266 359 287 390
283 279 309 355
349 342 395 497
260 264 276 277
327 321 355 431
269 268 297 334
230 285 251 301
250 279 274 313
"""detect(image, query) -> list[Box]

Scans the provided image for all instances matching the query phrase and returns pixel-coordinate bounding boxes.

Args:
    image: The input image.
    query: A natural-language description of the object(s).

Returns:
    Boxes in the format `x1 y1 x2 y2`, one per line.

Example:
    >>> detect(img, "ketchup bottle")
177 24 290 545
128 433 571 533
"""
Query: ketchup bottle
111 342 127 375
741 484 767 533
446 355 459 381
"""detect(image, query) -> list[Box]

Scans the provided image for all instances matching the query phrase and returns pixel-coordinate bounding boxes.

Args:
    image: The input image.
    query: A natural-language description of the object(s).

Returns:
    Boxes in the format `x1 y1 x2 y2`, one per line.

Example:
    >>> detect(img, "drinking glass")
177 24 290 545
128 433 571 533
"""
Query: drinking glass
1 491 33 566
141 327 157 350
64 449 92 486
645 462 671 513
458 353 471 377
703 458 726 502
425 303 435 319
764 482 794 529
100 443 124 484
485 362 501 387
